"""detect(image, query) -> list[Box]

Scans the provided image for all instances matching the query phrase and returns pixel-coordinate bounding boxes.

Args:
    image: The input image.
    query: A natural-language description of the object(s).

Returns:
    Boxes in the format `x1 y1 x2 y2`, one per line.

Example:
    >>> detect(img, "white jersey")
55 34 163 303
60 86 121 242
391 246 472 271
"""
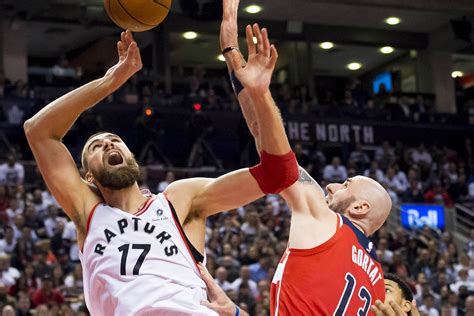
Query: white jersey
80 193 216 316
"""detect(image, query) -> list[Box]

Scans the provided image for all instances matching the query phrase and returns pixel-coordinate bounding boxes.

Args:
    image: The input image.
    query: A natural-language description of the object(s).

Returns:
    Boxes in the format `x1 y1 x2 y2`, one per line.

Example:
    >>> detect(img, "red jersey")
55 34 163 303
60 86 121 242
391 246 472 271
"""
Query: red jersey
271 214 385 316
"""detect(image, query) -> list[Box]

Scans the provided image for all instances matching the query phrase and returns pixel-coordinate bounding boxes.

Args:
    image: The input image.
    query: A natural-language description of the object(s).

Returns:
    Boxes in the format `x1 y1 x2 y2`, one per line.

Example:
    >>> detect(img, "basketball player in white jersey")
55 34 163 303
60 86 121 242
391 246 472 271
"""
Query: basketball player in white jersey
24 30 297 315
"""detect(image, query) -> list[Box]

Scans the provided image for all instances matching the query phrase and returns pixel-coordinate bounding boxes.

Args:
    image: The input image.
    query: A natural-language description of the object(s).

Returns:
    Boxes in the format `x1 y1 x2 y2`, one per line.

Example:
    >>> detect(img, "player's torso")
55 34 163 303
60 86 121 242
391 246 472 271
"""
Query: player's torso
271 214 385 316
80 193 212 316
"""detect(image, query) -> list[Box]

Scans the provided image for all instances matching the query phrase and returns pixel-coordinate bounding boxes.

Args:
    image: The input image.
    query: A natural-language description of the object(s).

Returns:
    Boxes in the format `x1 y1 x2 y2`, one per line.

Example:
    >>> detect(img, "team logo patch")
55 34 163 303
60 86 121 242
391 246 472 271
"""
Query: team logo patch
157 209 164 216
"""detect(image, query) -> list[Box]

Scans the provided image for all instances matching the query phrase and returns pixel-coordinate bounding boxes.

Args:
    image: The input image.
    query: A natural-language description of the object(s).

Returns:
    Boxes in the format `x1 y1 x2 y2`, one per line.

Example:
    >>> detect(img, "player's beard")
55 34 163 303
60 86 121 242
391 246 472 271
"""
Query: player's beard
328 196 357 215
93 157 140 190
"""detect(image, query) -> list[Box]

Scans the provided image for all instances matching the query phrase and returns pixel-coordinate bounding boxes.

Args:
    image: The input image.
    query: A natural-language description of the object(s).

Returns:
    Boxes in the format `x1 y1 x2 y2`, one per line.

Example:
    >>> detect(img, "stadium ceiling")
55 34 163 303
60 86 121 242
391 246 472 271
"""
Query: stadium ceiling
0 0 473 76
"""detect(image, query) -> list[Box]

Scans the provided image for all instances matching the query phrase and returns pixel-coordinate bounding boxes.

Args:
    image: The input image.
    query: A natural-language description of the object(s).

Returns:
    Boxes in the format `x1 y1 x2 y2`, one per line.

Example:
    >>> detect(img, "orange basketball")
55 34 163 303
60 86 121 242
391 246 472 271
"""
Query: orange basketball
104 0 172 32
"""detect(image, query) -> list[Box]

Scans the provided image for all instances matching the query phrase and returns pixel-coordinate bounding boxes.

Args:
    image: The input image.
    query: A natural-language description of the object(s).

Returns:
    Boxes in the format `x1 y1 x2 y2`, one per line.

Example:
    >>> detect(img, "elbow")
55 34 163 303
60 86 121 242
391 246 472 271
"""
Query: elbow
23 119 34 138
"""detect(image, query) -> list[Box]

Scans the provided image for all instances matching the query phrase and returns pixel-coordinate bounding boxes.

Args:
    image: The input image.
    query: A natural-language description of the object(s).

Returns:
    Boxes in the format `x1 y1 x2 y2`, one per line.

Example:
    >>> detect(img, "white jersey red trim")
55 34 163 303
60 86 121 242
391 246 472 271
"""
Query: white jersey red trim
79 193 216 316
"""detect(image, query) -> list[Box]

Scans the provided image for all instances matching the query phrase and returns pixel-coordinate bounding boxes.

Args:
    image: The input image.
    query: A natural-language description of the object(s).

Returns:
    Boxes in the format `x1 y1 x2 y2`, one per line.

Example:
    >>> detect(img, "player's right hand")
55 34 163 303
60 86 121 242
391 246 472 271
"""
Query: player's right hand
104 30 143 91
198 263 245 316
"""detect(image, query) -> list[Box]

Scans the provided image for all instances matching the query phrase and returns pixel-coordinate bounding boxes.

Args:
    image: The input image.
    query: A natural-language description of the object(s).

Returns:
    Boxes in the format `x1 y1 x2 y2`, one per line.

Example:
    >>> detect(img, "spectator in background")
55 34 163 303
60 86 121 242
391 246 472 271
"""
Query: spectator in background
0 283 15 312
419 294 440 316
231 265 258 299
293 143 312 175
323 157 347 182
157 171 175 192
15 292 32 316
0 227 15 255
450 269 474 294
214 266 233 292
0 154 24 187
412 143 433 167
249 253 271 283
375 141 396 168
348 143 370 172
0 254 19 287
384 166 407 195
31 274 64 307
424 180 454 207
6 103 24 125
363 160 384 182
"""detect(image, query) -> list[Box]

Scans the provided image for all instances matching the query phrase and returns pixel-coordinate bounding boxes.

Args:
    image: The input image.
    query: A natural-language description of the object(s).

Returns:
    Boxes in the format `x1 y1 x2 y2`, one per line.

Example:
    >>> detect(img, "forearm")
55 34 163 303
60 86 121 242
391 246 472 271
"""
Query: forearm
237 91 262 152
247 89 290 155
24 76 114 140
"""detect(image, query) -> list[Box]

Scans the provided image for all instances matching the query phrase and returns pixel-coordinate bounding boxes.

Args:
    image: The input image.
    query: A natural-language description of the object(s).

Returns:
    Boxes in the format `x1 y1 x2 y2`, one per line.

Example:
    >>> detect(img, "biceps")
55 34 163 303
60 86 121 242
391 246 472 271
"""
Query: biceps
195 169 263 217
28 138 91 217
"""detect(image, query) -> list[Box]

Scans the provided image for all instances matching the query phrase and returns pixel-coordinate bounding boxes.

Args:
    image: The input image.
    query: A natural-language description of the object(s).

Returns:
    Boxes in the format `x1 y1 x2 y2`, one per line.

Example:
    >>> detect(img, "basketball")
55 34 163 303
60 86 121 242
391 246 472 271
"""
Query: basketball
104 0 172 32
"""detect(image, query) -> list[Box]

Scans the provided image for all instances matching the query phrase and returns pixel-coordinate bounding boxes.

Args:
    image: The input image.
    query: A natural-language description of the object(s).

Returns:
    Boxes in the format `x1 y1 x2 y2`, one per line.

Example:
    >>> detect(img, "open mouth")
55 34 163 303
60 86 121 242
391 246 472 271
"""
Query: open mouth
107 152 124 166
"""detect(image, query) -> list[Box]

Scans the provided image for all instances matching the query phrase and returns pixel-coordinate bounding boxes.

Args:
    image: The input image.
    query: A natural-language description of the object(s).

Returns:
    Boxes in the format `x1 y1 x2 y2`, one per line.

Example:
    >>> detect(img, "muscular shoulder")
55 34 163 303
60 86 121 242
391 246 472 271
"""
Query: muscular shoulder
164 178 213 224
281 167 331 218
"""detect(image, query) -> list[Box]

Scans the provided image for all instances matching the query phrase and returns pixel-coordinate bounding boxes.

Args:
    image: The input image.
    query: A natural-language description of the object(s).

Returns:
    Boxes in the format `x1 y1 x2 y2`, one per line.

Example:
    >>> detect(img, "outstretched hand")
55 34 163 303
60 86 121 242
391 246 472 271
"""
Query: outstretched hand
104 30 143 91
229 24 278 94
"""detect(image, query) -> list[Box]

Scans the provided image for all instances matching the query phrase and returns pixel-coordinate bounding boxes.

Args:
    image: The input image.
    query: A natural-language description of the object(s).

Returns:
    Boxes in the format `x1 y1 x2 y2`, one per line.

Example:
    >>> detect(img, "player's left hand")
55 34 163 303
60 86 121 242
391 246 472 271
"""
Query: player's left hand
104 30 143 92
198 263 236 316
229 24 278 95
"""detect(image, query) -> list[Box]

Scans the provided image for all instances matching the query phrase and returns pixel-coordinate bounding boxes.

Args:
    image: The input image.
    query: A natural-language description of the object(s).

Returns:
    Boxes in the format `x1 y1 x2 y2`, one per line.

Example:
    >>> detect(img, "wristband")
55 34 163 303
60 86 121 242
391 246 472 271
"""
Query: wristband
235 305 240 316
230 71 244 96
222 46 240 55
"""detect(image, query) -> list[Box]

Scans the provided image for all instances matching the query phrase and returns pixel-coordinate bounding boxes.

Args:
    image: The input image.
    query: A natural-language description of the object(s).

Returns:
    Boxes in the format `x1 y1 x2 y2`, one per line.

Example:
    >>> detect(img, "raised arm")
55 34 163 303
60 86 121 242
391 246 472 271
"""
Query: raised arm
165 4 298 220
24 31 142 232
219 0 329 220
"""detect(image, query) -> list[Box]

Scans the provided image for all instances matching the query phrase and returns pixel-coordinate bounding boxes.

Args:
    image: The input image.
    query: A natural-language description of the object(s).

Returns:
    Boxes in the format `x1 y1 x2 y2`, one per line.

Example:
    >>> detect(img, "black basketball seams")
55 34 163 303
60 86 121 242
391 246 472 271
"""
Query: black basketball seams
152 0 170 10
116 0 160 27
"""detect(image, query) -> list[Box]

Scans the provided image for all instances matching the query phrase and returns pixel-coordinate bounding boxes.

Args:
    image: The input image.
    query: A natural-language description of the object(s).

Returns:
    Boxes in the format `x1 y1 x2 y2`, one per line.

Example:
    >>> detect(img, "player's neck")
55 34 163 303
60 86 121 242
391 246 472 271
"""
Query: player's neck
350 219 367 236
99 183 149 213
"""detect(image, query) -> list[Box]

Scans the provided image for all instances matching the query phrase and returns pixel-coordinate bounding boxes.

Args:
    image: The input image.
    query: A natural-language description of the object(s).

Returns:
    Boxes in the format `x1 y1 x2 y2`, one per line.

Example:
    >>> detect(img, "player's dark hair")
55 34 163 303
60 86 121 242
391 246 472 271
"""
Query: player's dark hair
384 273 413 301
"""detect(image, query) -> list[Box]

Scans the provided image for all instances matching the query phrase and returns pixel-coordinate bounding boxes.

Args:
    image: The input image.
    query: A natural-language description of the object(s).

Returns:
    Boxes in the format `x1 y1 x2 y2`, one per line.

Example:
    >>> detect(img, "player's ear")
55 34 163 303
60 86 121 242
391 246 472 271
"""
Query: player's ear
401 299 412 313
85 171 94 184
348 200 370 217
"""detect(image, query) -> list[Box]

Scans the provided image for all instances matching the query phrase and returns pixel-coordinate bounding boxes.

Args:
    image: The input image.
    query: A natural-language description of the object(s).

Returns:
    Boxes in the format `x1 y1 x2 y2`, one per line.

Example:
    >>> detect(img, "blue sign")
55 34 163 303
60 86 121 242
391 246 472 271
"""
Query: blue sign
400 204 445 229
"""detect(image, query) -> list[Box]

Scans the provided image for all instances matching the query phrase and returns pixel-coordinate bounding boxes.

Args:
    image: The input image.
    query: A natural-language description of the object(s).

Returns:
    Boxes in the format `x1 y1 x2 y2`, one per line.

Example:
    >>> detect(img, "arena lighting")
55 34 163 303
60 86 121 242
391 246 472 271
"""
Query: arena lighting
452 71 464 78
182 31 198 40
145 107 153 116
245 4 262 14
217 54 226 62
380 46 394 54
193 103 202 111
385 17 401 25
347 62 362 70
320 42 334 50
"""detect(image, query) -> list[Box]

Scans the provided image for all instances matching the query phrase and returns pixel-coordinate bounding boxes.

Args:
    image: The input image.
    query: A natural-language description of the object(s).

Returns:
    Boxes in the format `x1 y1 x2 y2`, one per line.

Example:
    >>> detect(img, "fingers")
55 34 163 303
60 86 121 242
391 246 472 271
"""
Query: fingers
245 25 256 55
389 301 408 315
117 41 126 61
269 44 279 69
261 28 271 58
410 300 421 316
198 263 222 300
252 24 264 54
370 300 395 316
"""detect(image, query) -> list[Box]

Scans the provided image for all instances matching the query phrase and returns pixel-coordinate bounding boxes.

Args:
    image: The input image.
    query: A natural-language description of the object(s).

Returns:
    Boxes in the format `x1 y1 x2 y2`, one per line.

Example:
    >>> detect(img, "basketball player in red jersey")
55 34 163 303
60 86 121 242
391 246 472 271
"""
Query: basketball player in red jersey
199 264 421 316
24 29 297 315
218 0 392 315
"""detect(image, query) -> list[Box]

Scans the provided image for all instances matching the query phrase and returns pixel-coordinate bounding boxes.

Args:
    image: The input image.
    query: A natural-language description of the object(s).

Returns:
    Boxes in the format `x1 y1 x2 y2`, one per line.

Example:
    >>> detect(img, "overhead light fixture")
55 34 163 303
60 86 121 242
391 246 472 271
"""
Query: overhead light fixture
183 31 198 40
385 17 401 25
320 42 334 50
451 71 463 78
245 5 262 14
217 54 226 62
380 46 394 54
347 62 362 70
